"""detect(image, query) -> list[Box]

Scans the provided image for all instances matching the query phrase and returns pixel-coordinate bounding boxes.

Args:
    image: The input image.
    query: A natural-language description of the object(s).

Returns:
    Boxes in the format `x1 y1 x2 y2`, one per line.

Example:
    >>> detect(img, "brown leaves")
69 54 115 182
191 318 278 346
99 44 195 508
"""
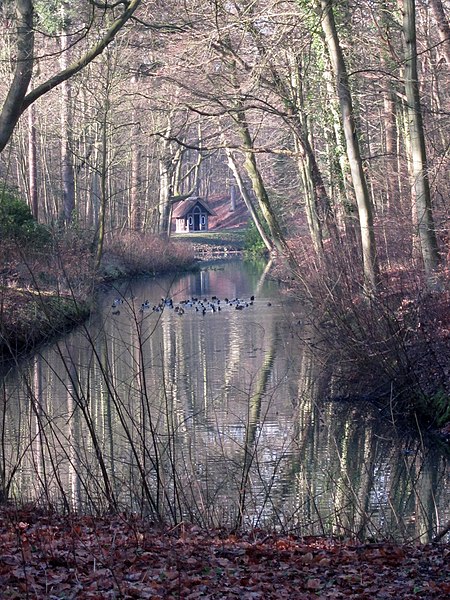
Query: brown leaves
0 506 449 599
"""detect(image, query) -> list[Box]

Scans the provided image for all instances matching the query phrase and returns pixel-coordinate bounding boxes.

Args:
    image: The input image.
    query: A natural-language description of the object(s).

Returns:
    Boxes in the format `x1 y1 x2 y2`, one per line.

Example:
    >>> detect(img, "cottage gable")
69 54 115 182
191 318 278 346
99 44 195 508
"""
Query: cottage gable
172 197 216 233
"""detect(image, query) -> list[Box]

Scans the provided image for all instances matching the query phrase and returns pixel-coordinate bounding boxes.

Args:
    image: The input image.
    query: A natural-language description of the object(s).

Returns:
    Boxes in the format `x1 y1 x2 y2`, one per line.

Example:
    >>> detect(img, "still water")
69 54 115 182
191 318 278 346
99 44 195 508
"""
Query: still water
1 259 449 541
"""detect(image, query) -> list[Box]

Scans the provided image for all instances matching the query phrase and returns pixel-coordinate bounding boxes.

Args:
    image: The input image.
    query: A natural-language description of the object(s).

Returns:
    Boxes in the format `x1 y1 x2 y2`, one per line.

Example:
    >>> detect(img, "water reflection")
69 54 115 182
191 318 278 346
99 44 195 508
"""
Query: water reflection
0 259 448 541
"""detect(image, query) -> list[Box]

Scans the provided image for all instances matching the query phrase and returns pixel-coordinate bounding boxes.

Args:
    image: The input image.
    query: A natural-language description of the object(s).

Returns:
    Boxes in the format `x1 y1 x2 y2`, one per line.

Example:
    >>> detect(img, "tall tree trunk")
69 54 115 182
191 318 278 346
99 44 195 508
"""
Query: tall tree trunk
95 108 108 270
60 8 75 224
294 140 324 257
286 58 326 257
0 0 34 152
225 146 273 253
379 0 400 214
27 103 38 219
157 116 176 236
402 0 440 278
230 184 237 211
318 0 380 294
234 107 290 257
322 47 358 232
130 115 141 231
429 0 450 65
158 154 173 236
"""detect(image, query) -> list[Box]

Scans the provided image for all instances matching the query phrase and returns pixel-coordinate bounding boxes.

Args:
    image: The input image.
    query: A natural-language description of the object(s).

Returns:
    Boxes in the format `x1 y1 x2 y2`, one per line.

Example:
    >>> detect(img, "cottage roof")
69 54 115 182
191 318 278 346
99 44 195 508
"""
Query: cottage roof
172 197 216 218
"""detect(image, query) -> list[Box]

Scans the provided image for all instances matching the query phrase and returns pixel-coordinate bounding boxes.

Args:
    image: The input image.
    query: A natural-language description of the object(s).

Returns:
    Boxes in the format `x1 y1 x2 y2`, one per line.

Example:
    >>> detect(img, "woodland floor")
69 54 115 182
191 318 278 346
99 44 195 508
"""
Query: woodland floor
0 507 449 599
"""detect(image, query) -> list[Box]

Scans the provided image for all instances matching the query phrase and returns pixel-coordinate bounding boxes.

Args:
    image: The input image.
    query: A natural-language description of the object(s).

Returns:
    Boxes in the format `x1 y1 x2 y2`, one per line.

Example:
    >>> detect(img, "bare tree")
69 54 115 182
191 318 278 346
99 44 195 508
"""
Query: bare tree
0 0 142 154
429 0 450 65
317 0 380 294
401 0 440 279
60 3 75 224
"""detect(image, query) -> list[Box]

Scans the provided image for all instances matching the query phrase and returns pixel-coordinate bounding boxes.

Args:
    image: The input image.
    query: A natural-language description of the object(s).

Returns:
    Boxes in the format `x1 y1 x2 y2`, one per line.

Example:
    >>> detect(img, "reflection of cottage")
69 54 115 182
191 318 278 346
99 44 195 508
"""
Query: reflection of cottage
172 197 216 233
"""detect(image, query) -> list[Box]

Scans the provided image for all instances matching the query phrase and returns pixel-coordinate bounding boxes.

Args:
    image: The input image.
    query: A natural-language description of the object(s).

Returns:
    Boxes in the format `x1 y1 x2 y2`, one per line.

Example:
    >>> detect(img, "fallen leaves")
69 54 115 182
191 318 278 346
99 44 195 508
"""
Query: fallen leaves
0 506 448 598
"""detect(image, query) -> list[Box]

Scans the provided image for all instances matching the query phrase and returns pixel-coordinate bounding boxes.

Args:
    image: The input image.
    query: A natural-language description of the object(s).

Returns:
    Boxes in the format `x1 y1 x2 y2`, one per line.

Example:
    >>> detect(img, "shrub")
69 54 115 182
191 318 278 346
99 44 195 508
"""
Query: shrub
244 220 269 254
102 231 196 278
0 186 50 247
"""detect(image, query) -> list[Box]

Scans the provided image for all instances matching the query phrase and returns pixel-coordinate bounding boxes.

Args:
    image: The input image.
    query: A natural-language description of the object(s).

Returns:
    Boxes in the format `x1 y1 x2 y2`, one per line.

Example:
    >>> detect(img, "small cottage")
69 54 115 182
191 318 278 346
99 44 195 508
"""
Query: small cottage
172 197 216 233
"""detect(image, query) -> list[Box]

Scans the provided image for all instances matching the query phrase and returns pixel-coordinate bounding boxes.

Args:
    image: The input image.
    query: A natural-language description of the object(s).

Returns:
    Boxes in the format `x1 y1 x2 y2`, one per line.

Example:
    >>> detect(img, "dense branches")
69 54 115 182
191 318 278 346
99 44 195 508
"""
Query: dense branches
0 0 448 286
0 0 142 153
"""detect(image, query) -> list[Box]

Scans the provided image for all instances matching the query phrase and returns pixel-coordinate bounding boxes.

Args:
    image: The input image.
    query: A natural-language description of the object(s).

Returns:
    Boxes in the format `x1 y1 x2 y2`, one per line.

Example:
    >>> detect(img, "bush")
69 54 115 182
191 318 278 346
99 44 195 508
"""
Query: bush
102 230 196 278
0 187 50 247
244 220 269 254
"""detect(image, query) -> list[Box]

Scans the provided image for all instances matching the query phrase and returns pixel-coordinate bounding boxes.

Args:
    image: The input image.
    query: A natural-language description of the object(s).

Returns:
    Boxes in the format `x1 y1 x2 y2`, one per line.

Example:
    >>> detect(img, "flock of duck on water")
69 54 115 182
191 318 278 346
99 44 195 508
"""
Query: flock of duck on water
111 295 271 316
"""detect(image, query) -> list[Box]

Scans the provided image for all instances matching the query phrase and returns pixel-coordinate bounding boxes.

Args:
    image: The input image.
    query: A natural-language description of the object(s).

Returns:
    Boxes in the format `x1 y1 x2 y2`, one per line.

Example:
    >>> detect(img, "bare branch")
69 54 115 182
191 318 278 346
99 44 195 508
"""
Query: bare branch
21 0 142 112
0 0 141 153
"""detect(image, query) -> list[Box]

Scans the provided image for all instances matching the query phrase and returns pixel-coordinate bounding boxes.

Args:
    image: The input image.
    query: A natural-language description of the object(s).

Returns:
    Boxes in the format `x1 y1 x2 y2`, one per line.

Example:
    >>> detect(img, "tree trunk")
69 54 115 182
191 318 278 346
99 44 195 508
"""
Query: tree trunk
402 0 440 278
130 115 141 231
158 155 173 236
27 103 38 220
235 108 290 257
0 0 34 153
429 0 450 65
230 184 237 212
379 0 400 214
285 60 325 257
60 10 75 225
322 48 357 225
318 0 380 294
95 109 109 270
225 146 273 253
0 0 141 154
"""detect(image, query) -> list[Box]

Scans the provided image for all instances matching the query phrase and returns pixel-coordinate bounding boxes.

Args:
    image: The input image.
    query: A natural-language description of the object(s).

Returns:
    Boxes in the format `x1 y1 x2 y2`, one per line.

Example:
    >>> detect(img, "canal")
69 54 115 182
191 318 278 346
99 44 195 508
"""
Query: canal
1 259 449 541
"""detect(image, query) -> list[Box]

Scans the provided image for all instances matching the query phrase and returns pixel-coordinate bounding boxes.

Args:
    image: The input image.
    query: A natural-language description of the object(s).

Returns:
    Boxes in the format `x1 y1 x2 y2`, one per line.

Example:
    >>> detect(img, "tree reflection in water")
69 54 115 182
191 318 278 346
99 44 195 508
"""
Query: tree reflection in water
0 260 448 542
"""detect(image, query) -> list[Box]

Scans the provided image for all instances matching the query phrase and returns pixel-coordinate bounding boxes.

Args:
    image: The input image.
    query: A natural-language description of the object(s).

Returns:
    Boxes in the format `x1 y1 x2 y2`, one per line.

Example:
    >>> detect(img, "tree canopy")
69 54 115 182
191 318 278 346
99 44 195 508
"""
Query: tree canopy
0 0 448 288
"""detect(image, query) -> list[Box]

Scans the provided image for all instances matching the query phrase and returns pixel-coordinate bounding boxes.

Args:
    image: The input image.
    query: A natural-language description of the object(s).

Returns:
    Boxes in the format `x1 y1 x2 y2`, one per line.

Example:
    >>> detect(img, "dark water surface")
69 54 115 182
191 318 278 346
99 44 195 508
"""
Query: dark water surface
1 259 449 541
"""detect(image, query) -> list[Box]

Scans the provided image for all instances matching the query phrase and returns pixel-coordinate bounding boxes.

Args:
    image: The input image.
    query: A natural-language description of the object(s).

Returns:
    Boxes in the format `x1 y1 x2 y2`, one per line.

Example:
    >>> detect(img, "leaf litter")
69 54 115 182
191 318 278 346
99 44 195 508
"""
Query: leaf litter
0 506 448 599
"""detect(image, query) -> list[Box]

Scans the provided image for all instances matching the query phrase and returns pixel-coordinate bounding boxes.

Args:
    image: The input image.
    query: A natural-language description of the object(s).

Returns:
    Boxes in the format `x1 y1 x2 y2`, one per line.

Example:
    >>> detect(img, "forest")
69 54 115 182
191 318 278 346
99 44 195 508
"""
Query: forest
0 1 449 596
1 0 449 421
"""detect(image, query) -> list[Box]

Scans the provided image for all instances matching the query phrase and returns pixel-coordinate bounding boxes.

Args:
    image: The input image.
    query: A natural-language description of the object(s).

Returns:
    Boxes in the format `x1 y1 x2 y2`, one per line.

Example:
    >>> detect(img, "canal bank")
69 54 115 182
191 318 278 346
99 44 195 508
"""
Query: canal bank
0 232 199 363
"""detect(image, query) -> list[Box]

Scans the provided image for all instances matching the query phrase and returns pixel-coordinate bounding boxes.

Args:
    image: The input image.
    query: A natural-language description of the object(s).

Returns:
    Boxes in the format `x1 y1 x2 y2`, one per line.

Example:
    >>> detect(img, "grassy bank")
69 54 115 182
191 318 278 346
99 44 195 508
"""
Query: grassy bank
173 228 248 256
0 289 90 358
